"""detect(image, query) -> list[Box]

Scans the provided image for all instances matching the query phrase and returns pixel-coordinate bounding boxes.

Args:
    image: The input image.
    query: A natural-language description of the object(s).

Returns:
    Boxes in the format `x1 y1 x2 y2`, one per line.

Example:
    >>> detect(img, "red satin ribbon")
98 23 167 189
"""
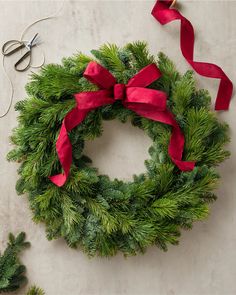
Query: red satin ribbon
49 61 195 187
152 0 233 110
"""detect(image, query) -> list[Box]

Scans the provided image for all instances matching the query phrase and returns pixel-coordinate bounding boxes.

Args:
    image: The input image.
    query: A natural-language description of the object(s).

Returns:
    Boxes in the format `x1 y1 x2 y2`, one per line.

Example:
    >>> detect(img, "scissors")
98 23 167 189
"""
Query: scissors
2 33 39 72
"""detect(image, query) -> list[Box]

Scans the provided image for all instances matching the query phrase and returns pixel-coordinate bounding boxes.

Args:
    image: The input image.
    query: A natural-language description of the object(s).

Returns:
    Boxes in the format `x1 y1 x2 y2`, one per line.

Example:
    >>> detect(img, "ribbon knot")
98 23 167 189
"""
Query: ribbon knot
114 83 126 100
49 61 195 187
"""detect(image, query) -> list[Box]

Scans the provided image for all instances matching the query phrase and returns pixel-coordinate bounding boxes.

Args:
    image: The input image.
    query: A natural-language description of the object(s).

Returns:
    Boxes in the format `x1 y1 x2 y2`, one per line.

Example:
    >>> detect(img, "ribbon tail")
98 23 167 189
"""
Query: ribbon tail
127 104 195 171
188 61 233 110
49 107 88 187
151 0 233 110
49 123 71 187
168 117 195 171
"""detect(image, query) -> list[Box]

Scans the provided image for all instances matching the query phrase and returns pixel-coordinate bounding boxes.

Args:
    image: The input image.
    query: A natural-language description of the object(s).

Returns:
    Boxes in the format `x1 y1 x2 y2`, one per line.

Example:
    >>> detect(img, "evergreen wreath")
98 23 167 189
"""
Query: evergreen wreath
8 42 230 257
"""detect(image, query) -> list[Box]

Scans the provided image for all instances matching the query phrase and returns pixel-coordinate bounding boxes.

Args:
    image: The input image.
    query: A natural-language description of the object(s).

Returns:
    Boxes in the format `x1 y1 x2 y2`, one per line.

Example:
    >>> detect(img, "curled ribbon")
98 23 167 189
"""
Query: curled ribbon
152 0 233 110
49 61 195 187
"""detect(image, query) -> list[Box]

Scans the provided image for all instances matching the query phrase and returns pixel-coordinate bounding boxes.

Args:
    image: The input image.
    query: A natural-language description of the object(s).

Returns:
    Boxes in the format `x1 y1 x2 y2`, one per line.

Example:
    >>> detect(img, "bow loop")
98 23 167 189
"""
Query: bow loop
84 61 116 89
127 64 162 87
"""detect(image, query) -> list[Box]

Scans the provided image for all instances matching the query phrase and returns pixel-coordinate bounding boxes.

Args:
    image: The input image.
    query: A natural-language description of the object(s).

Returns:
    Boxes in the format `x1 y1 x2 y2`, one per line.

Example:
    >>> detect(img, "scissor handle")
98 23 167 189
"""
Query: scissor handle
14 50 32 72
2 40 25 56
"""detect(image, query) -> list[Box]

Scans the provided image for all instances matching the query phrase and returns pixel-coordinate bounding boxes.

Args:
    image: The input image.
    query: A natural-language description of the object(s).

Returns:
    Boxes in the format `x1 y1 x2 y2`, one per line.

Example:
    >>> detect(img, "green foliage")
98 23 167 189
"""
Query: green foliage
8 42 230 257
0 232 30 293
26 285 45 295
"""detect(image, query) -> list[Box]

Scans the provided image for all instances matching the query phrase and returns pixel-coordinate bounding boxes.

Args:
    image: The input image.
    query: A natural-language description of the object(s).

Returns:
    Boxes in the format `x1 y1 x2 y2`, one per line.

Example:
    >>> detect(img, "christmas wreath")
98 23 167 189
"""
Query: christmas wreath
8 42 230 257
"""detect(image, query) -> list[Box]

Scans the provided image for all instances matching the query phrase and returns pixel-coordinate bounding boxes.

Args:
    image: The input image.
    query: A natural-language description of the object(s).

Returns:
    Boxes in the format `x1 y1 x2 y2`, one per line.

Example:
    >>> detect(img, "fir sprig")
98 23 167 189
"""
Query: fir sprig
0 232 30 293
26 285 45 295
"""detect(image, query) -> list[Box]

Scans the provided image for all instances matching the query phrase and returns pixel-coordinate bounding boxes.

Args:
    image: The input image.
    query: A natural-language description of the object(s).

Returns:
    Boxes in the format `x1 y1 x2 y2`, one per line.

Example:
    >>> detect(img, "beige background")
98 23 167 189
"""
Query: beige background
0 1 236 294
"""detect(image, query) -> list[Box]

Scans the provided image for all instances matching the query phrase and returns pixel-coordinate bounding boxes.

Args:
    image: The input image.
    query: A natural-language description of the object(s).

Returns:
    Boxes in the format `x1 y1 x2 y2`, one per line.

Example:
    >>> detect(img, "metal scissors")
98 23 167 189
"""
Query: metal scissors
1 33 39 72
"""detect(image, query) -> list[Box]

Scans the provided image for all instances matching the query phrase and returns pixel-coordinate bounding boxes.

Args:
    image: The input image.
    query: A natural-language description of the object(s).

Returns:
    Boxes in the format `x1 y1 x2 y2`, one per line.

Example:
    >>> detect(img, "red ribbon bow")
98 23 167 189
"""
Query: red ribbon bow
49 61 195 187
152 0 233 110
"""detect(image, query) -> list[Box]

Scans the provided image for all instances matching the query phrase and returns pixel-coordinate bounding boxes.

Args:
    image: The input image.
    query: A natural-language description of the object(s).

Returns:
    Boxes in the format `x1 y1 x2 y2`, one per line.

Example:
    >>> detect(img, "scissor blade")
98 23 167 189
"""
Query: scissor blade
26 33 39 49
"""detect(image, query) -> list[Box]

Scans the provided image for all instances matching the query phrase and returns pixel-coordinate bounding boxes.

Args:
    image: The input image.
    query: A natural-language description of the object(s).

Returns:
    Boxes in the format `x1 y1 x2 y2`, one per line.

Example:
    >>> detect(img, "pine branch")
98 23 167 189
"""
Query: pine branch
26 285 45 295
0 232 30 293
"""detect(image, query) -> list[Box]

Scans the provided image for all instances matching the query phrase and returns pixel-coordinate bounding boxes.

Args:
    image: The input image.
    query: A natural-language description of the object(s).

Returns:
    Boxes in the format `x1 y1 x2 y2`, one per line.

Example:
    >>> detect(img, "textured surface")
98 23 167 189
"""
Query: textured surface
0 1 235 294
